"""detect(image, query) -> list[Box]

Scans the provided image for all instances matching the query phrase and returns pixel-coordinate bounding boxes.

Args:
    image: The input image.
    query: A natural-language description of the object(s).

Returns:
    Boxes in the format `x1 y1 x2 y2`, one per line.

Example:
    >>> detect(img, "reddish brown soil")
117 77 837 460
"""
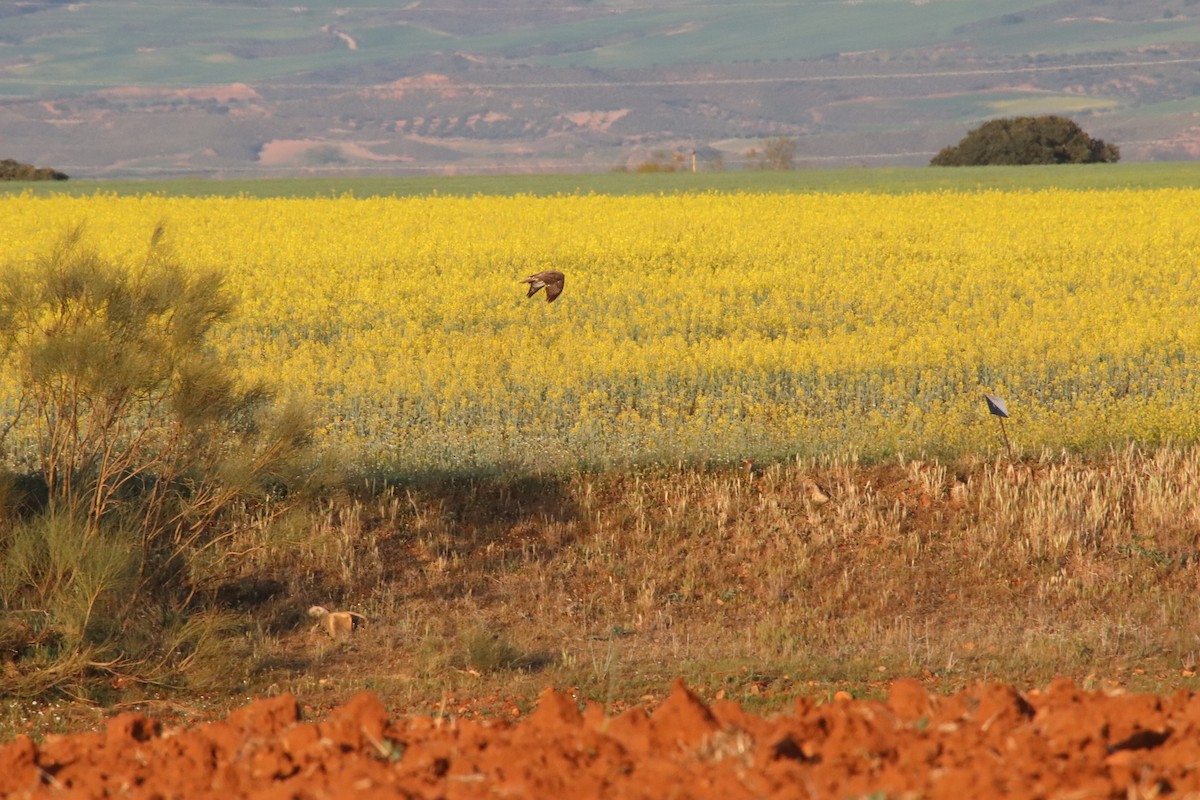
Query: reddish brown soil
3 677 1199 798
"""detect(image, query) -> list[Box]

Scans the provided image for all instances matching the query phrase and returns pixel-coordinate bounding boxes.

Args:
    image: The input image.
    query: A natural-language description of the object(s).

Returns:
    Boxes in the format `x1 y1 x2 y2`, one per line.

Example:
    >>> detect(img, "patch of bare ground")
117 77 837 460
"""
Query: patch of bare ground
5 677 1200 797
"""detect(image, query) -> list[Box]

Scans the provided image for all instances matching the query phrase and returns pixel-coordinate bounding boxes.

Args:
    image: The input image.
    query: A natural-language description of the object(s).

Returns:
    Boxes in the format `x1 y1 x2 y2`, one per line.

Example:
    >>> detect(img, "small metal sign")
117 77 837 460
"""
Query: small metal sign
984 393 1014 461
984 394 1008 418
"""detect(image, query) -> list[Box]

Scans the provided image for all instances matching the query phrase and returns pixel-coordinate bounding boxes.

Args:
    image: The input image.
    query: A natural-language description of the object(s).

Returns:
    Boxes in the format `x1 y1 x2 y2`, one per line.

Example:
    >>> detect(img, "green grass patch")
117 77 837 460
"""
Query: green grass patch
989 95 1120 115
5 161 1200 199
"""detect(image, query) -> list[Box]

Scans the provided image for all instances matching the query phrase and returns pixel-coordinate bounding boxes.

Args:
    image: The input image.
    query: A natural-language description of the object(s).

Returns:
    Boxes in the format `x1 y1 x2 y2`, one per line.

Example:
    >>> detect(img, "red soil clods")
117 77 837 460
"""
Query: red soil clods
3 677 1199 798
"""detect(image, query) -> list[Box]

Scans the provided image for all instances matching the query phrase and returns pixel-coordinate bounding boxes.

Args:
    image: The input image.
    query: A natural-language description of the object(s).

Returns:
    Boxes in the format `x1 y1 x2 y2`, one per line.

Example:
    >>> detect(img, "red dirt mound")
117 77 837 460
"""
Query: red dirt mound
3 677 1199 798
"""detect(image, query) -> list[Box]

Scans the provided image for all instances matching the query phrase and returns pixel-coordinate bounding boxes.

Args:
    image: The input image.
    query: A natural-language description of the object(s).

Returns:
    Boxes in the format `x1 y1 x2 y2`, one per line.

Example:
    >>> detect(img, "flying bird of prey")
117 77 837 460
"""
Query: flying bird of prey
520 270 565 303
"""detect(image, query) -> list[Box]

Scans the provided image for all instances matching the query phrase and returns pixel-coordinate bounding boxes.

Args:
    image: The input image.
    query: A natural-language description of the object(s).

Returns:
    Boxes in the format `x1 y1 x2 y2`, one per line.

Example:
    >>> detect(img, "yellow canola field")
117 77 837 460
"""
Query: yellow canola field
3 189 1200 473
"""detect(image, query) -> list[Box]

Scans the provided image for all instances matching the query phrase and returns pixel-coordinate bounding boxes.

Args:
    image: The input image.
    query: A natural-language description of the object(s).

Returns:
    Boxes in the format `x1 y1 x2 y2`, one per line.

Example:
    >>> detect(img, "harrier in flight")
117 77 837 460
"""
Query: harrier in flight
520 270 565 303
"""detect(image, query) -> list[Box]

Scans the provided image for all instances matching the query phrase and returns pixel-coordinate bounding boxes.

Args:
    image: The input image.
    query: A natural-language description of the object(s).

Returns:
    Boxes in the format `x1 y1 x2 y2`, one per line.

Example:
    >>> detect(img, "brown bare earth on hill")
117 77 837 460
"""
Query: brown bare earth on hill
4 678 1199 798
96 84 261 102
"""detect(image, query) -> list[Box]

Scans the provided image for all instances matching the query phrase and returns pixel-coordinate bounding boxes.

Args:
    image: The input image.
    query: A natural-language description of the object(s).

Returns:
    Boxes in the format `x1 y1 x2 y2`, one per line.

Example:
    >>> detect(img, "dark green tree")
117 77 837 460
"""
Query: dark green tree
931 116 1119 166
0 158 68 181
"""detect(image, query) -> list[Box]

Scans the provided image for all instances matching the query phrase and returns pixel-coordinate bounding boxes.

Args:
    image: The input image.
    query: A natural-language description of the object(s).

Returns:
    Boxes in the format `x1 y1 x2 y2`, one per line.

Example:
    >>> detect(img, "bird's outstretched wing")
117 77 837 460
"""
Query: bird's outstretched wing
520 271 565 303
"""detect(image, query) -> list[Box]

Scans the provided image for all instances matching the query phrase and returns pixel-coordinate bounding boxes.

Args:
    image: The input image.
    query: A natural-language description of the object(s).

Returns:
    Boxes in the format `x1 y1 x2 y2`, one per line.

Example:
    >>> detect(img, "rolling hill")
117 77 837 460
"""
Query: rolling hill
3 0 1200 178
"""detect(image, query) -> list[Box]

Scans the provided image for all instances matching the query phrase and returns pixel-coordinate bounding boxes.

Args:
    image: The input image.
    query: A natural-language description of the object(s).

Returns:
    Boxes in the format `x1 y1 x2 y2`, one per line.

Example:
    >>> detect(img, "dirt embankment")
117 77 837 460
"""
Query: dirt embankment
3 678 1198 798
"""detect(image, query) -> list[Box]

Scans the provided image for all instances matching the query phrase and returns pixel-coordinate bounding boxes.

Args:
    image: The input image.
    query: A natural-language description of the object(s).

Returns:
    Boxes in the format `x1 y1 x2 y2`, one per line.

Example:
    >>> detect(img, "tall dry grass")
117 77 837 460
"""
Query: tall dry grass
7 445 1200 736
177 444 1199 722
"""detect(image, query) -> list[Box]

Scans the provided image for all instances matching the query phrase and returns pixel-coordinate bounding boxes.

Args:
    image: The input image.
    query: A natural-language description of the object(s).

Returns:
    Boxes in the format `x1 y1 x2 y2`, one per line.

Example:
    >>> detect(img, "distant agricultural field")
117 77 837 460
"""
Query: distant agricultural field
3 189 1200 475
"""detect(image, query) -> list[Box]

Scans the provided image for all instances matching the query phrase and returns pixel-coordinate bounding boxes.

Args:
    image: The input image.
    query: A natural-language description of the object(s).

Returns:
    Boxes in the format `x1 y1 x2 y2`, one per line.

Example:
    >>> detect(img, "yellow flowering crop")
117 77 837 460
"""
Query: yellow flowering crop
3 188 1199 473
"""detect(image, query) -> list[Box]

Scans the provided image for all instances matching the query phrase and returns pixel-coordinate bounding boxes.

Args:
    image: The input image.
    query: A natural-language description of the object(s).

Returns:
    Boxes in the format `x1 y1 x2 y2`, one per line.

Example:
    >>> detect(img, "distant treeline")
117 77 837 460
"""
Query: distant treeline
0 158 68 181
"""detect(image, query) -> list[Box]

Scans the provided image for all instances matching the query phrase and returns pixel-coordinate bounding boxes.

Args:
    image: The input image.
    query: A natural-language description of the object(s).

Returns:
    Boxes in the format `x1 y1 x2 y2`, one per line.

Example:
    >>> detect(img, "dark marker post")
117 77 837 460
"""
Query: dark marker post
984 393 1014 462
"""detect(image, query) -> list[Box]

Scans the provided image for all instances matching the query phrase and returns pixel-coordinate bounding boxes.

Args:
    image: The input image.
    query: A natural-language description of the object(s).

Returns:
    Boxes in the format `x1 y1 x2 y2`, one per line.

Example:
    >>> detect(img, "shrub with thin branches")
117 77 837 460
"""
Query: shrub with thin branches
0 224 318 697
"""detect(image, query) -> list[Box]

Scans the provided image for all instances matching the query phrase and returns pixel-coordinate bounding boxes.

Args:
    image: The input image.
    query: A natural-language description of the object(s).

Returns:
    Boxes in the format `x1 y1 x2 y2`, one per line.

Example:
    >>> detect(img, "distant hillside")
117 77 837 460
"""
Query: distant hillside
4 0 1200 178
